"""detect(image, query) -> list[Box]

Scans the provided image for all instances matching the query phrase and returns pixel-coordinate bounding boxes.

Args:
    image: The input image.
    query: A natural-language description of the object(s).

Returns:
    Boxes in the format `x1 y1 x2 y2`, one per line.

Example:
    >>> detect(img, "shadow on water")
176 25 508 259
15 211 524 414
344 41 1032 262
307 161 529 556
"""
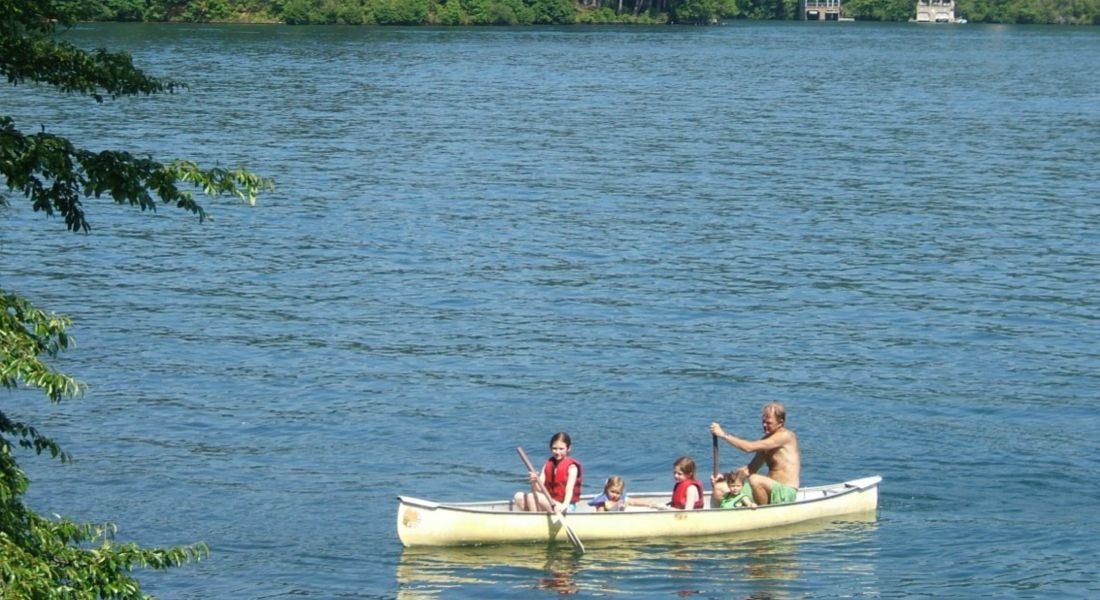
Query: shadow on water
395 512 879 599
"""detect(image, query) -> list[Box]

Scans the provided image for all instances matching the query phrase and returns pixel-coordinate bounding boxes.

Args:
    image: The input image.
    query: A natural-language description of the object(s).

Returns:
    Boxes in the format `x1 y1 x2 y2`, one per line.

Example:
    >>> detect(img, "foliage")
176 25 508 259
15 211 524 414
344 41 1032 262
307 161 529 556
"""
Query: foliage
532 0 577 22
1 1 271 598
56 0 150 21
842 0 917 20
575 6 665 21
65 0 1100 22
721 0 796 18
281 0 316 22
435 0 472 23
669 0 738 22
181 0 236 21
372 0 431 24
957 0 1100 22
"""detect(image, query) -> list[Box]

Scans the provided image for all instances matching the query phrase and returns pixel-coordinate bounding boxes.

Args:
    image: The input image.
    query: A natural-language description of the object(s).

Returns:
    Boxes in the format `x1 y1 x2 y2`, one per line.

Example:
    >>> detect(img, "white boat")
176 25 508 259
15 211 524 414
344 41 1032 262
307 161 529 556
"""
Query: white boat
397 475 881 547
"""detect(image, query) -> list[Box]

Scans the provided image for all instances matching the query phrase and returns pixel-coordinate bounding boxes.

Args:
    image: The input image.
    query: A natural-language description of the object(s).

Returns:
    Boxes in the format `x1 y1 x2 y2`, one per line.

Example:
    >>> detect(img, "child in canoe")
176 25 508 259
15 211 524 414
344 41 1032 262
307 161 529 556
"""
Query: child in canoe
711 469 757 509
588 476 661 511
668 456 705 510
514 431 582 514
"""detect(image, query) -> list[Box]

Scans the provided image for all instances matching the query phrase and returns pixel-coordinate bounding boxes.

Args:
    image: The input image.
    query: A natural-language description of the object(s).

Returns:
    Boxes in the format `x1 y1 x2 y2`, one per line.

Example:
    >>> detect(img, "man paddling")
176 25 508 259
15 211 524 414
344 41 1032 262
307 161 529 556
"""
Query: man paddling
710 402 801 506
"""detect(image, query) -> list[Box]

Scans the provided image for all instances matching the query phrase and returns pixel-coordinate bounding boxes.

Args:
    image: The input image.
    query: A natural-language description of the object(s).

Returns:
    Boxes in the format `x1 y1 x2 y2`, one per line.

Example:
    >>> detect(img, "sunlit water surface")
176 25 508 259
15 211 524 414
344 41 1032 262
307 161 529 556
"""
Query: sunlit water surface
3 22 1099 600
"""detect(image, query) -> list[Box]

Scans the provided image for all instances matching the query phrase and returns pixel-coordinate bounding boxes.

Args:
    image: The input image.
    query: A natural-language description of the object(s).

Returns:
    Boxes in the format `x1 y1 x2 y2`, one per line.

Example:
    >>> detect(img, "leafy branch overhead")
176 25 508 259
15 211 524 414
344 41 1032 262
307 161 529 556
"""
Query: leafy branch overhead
1 2 273 231
2 1 271 598
1 117 272 232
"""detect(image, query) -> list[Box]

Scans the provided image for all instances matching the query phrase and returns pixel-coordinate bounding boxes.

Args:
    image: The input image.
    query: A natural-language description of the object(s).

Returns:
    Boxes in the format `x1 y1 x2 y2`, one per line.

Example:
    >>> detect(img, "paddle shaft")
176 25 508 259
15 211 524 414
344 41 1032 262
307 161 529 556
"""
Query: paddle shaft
517 447 585 553
713 434 720 478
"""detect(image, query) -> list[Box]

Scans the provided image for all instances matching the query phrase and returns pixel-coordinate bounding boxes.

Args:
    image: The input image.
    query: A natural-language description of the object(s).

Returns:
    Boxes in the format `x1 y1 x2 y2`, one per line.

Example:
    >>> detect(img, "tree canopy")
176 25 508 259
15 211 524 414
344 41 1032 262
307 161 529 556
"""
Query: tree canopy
48 0 1100 24
1 1 272 597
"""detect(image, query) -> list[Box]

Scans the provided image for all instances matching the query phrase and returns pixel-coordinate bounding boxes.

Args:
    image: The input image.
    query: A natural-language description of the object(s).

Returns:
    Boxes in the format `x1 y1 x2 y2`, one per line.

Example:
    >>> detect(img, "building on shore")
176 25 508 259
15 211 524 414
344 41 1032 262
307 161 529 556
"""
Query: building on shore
913 0 961 22
801 0 842 20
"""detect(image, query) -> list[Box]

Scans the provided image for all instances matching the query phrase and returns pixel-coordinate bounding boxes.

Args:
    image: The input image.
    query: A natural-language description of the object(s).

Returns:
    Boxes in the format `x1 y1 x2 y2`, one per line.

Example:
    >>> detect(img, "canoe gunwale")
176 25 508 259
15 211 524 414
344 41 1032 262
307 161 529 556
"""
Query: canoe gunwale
397 475 882 516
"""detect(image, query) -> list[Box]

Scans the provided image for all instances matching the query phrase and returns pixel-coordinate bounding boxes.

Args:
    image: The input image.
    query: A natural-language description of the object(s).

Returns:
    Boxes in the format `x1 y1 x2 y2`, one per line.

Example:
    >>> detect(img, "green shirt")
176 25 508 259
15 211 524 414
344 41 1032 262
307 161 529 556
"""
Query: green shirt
720 488 753 508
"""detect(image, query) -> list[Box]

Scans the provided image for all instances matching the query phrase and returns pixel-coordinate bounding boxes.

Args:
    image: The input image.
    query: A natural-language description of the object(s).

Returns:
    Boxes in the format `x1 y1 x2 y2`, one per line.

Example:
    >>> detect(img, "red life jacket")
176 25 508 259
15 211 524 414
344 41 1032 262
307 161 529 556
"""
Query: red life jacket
670 479 704 509
542 457 582 504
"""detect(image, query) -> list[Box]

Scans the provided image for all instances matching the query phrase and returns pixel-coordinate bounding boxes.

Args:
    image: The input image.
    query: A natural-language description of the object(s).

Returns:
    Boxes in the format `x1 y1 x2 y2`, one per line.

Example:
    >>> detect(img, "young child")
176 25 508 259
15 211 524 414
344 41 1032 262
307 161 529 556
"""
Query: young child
712 469 757 509
587 476 658 511
668 456 705 510
514 432 582 513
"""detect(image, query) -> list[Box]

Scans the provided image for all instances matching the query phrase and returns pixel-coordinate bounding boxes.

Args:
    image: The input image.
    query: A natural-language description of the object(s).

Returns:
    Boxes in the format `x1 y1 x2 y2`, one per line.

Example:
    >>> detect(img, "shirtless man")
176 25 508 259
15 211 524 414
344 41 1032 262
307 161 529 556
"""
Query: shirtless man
709 402 801 506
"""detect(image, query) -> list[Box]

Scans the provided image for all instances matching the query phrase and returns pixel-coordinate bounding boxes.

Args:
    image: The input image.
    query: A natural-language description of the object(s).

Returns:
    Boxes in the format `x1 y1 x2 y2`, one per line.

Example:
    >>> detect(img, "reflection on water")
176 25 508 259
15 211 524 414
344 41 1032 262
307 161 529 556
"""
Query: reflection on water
396 513 879 599
738 535 803 600
536 552 581 595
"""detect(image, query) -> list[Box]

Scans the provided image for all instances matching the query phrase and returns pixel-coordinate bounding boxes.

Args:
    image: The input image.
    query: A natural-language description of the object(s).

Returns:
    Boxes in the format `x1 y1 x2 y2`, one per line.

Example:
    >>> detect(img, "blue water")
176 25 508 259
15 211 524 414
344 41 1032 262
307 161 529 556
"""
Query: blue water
3 22 1099 599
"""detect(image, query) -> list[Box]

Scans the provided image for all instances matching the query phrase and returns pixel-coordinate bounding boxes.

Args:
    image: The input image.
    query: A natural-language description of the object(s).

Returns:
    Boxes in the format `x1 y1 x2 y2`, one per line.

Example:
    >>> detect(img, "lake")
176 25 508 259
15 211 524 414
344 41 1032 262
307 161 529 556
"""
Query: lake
3 21 1099 600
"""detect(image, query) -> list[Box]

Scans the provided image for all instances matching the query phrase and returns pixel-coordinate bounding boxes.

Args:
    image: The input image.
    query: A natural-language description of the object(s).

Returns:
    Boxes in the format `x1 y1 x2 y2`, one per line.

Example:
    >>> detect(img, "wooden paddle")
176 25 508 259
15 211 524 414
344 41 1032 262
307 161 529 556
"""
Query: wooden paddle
712 434 720 478
517 447 585 553
711 433 721 508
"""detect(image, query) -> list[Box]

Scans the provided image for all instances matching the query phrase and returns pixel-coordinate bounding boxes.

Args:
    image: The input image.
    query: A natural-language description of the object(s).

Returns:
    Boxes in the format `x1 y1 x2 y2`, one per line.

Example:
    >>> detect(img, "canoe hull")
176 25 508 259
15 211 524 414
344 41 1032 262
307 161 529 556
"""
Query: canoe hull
397 475 881 547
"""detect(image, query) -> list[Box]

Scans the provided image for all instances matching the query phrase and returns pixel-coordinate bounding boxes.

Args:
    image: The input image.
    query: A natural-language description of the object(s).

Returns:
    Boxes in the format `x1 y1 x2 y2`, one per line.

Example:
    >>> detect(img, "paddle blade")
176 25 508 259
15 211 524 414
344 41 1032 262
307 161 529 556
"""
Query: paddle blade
563 521 585 553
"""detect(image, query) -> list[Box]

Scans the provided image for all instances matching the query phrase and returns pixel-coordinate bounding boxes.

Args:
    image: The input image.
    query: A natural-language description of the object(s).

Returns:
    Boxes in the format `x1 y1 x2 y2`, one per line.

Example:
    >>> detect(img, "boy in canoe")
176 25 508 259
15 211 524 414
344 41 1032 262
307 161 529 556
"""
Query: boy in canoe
711 469 757 509
709 402 801 506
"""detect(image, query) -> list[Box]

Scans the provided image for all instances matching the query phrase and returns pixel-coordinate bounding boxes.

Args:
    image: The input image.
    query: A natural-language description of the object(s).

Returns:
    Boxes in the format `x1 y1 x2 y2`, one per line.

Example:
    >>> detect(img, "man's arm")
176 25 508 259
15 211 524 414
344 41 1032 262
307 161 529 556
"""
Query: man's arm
710 423 793 453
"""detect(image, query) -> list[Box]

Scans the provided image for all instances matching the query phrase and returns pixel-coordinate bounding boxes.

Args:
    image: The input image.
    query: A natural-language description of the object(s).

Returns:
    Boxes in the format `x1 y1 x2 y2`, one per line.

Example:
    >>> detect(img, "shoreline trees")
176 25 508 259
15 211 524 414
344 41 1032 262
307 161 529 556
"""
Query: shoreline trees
61 0 1100 25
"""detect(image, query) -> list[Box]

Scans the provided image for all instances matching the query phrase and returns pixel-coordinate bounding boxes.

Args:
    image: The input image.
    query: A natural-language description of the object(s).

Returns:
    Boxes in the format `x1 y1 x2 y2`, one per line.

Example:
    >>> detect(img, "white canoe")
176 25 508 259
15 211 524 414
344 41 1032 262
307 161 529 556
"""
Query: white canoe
397 475 881 547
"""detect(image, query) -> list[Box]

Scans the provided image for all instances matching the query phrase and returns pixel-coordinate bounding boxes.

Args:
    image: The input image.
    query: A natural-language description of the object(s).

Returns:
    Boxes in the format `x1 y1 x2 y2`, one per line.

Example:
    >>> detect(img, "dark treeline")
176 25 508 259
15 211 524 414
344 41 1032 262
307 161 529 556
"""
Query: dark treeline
61 0 1100 26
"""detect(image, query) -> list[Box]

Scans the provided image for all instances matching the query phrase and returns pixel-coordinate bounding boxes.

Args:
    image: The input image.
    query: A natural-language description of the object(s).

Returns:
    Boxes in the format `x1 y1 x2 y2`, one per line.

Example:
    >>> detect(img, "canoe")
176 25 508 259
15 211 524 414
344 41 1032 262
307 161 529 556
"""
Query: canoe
397 475 881 547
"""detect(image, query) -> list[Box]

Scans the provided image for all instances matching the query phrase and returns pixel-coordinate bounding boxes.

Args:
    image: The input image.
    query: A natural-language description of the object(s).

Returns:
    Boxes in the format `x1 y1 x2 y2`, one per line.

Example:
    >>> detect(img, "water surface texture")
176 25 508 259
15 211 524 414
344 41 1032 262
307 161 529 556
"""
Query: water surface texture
3 22 1099 599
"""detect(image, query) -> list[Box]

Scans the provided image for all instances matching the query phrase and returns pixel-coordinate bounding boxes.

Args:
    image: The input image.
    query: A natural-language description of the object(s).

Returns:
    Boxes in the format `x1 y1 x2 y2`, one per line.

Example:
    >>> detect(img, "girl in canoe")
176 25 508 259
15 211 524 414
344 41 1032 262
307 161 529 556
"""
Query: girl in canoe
514 431 582 514
669 456 705 510
588 476 660 512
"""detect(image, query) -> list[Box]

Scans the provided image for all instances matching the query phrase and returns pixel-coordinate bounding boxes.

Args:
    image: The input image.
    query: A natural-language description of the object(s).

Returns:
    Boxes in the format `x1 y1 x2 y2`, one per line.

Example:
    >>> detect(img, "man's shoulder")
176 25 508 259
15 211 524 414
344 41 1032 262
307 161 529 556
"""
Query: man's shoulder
770 425 795 436
775 427 798 443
